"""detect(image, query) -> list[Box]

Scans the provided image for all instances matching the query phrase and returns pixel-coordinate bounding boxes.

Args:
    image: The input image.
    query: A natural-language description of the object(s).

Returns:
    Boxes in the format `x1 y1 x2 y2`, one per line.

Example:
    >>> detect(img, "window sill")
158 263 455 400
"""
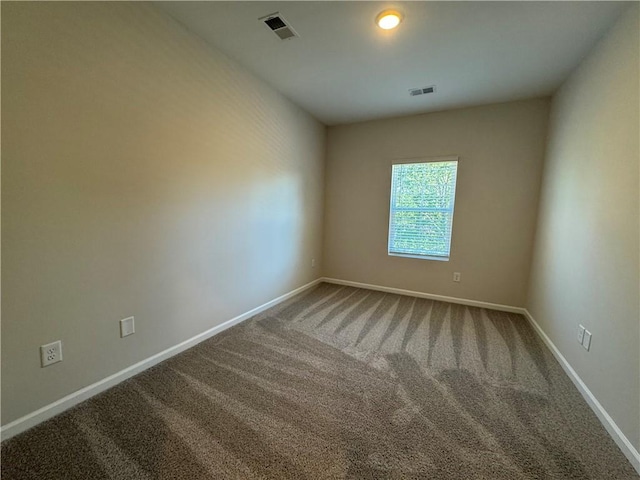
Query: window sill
388 252 450 262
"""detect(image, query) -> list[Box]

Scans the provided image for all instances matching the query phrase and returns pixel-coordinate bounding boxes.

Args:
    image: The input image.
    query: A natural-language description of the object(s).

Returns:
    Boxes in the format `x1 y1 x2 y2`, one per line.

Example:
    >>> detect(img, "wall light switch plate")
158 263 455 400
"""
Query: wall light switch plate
120 316 135 338
577 325 585 344
40 340 63 367
582 330 592 351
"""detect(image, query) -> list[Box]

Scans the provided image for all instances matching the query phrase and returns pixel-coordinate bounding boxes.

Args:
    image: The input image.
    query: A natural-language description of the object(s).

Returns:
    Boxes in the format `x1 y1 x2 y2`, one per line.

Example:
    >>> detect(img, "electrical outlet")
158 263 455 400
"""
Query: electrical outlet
311 258 316 268
120 316 135 338
453 272 461 282
582 330 592 351
577 325 585 344
40 340 63 367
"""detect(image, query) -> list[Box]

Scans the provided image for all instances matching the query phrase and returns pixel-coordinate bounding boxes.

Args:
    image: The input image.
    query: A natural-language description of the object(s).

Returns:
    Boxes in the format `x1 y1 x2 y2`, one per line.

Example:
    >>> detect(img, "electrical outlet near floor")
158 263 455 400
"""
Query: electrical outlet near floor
40 340 63 367
577 324 586 344
453 272 461 282
311 258 316 268
120 316 135 338
582 330 592 351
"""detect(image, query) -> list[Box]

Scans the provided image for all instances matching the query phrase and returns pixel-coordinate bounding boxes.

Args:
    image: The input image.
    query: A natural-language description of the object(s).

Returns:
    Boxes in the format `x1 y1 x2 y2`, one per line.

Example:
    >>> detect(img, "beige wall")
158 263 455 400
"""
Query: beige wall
527 4 640 450
323 98 550 307
1 2 325 425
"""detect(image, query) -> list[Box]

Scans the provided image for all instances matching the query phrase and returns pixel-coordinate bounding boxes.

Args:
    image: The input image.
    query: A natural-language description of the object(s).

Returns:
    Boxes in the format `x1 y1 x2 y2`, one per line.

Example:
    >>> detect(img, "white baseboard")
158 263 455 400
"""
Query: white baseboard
321 277 525 314
523 309 640 474
0 278 323 442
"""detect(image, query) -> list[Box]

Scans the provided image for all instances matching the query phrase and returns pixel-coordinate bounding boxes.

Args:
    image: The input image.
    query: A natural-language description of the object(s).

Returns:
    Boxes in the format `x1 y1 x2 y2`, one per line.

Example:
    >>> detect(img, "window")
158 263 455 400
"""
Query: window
388 157 458 260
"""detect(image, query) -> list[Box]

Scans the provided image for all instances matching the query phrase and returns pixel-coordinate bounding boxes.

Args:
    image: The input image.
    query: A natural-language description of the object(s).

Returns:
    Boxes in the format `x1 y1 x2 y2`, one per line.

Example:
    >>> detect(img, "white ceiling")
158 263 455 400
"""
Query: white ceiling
154 1 627 125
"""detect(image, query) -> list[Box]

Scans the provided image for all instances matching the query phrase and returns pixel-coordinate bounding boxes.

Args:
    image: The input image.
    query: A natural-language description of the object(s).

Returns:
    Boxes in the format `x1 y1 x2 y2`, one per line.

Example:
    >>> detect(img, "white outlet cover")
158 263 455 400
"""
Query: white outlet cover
583 330 592 350
453 272 461 282
40 340 63 367
120 316 135 338
577 325 586 344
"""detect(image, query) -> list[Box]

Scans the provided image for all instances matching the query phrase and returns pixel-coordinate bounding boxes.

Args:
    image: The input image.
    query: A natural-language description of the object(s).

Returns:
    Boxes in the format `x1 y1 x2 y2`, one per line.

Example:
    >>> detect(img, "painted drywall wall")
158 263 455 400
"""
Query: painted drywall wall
323 98 550 307
527 5 640 450
1 2 325 425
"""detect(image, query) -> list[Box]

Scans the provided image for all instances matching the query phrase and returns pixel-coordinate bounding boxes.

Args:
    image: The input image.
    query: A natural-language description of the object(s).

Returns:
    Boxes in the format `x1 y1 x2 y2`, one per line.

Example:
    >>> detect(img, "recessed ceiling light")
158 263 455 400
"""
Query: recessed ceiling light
376 10 402 30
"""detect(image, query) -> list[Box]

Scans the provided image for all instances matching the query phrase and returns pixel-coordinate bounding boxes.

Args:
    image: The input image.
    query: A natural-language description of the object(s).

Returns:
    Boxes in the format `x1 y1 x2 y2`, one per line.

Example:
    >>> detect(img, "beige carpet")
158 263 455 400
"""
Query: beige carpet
2 283 637 479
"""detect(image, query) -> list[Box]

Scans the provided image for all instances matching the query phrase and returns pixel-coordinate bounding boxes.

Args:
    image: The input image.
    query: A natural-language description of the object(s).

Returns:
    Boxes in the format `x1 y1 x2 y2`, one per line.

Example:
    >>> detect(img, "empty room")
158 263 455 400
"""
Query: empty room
1 1 639 478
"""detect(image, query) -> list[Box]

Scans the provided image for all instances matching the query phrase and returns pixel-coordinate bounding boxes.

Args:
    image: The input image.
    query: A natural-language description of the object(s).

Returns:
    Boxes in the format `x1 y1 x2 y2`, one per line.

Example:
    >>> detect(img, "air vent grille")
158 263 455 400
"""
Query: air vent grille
264 17 287 31
259 12 299 40
409 85 436 97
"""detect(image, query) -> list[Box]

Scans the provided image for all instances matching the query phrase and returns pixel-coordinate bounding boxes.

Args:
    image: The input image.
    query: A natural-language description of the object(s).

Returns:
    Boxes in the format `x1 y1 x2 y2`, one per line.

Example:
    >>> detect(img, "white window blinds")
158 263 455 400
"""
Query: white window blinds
388 159 458 260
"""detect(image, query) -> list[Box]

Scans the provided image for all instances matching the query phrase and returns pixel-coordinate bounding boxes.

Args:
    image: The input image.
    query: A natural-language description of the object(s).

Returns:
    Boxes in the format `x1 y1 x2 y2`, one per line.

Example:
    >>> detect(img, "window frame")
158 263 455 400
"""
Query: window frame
387 155 459 262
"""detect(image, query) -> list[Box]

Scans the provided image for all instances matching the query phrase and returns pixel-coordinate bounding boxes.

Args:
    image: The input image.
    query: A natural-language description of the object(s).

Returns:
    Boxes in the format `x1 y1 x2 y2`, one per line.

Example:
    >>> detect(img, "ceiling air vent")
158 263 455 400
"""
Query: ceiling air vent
259 12 299 40
409 85 436 97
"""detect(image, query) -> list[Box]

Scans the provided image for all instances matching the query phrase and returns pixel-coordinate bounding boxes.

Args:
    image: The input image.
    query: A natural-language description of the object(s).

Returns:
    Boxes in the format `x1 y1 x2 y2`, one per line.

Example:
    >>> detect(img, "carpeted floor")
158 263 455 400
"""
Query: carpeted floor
2 282 637 479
